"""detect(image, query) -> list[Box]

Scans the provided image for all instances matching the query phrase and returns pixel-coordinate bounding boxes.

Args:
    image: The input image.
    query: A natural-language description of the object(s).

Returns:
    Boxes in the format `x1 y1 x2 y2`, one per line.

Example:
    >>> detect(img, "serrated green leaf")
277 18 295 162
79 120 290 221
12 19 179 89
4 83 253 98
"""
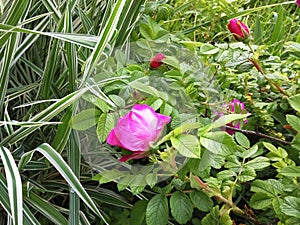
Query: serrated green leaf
161 103 173 116
139 17 168 40
108 94 126 108
130 200 148 225
163 56 180 70
171 134 200 158
242 145 258 159
189 190 213 212
146 194 169 225
96 113 115 143
200 131 237 156
201 206 231 225
225 155 241 169
291 133 300 150
280 166 300 177
200 43 219 55
117 175 146 194
173 122 201 136
235 132 250 148
272 197 285 220
130 80 169 101
249 192 273 209
238 168 256 182
288 94 300 113
93 169 130 184
69 109 100 130
265 143 288 160
244 156 270 170
217 170 237 181
212 114 249 129
250 180 279 196
263 142 278 153
281 196 300 219
286 115 300 133
82 94 112 112
170 191 193 224
150 98 163 111
146 173 158 188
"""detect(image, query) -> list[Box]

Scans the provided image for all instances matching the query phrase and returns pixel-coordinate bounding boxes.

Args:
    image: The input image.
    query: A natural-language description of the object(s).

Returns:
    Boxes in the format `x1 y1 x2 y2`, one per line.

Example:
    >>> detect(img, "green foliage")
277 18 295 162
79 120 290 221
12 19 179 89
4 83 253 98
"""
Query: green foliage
171 134 200 158
170 191 193 224
146 194 169 225
1 0 300 224
0 0 145 224
201 206 232 225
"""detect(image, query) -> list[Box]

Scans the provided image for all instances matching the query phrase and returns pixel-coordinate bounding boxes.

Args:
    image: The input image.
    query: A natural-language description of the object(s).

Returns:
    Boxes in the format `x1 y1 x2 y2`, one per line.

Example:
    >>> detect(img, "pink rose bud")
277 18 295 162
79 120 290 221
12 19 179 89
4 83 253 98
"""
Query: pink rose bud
107 104 171 161
297 0 300 7
150 53 166 69
227 18 250 41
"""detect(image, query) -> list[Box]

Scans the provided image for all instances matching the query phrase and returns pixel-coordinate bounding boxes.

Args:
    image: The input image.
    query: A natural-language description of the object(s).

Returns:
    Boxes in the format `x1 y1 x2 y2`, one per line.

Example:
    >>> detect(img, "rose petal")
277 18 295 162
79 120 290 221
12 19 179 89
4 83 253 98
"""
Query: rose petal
107 129 123 147
107 104 171 153
150 53 166 68
227 18 250 41
119 151 149 162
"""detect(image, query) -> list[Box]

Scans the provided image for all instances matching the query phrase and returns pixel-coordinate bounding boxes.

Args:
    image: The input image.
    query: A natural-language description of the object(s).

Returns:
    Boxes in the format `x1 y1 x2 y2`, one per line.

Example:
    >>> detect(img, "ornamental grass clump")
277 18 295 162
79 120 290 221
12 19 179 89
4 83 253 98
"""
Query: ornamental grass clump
107 104 171 162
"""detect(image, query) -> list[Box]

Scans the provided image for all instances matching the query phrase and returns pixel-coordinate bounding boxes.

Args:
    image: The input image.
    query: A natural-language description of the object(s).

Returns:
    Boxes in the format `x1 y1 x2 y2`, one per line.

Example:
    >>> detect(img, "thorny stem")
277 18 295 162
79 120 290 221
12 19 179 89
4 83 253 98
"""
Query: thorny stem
246 43 288 97
247 42 256 55
193 176 278 225
224 125 291 145
193 176 244 215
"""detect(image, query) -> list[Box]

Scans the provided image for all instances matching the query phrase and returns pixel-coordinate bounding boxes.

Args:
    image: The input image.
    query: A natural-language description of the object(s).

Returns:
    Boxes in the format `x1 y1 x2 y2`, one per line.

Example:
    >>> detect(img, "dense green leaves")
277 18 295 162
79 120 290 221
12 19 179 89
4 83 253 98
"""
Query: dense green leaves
212 114 249 129
129 200 148 225
288 94 300 113
189 190 213 212
1 0 300 224
70 108 100 130
201 206 232 225
146 194 169 225
96 113 115 142
170 191 193 224
280 166 300 177
200 131 237 156
171 134 200 158
281 197 300 219
286 115 300 133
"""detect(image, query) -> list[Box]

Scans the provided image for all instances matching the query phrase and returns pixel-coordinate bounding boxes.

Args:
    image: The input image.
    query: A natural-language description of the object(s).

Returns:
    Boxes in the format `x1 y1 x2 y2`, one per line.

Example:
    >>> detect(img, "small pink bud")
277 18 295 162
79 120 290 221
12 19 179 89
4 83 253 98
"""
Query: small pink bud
226 99 248 135
297 0 300 7
227 18 250 41
150 53 166 69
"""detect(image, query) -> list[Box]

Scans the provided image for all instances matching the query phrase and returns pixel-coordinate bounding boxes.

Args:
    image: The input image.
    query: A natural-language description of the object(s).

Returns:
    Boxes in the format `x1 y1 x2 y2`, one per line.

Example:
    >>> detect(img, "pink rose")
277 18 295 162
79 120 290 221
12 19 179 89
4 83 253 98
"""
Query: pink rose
297 0 300 7
226 99 248 135
150 53 166 69
217 99 248 135
107 104 171 162
228 99 246 113
227 18 250 41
